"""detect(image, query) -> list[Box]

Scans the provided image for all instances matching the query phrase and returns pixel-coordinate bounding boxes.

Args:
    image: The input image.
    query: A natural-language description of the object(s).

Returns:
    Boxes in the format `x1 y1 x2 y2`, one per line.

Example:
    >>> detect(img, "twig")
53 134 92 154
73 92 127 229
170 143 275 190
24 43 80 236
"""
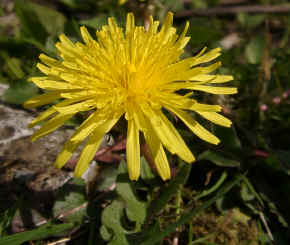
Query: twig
259 211 274 243
176 5 290 17
172 236 179 245
57 202 88 220
46 237 71 245
35 219 48 227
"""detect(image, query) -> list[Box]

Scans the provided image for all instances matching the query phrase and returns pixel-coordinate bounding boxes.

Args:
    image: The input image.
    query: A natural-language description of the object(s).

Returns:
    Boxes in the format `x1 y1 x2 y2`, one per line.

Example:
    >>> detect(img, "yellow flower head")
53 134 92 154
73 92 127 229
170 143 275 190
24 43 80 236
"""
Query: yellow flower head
24 12 237 181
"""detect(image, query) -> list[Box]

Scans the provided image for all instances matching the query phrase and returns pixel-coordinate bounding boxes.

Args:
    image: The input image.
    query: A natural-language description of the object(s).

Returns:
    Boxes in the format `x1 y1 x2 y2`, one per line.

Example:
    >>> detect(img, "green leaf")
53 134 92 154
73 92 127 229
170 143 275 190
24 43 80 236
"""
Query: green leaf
140 157 155 182
97 166 119 192
100 199 129 245
80 16 108 29
188 20 221 45
45 36 58 57
245 35 266 64
140 174 243 245
116 161 147 230
100 225 112 241
14 0 48 43
241 175 264 206
60 0 88 9
129 220 162 245
237 13 265 29
30 3 66 36
53 178 87 224
0 223 74 245
240 182 255 202
100 161 147 244
198 150 240 167
212 125 242 155
148 161 191 217
2 81 38 104
6 58 25 79
15 0 66 38
0 52 25 79
64 18 81 39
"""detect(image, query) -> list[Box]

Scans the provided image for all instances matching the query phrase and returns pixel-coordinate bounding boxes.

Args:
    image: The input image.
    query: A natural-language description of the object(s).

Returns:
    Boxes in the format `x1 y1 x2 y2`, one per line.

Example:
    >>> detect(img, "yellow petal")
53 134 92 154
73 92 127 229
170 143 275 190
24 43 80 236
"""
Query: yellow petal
164 82 237 95
142 118 171 181
29 107 56 128
31 113 73 141
147 16 159 35
23 92 61 109
108 17 119 35
186 103 222 112
53 100 95 114
150 140 171 181
160 12 174 37
166 106 220 145
167 61 221 82
70 112 101 143
62 61 79 70
197 112 232 127
210 75 234 83
39 54 61 67
74 116 121 177
190 74 233 83
191 48 221 67
59 34 75 49
29 98 90 127
55 43 75 58
60 90 98 99
186 85 238 94
54 140 81 169
193 61 222 75
126 119 140 181
37 63 50 75
80 26 93 45
175 21 190 49
32 80 82 90
126 13 135 36
141 104 195 163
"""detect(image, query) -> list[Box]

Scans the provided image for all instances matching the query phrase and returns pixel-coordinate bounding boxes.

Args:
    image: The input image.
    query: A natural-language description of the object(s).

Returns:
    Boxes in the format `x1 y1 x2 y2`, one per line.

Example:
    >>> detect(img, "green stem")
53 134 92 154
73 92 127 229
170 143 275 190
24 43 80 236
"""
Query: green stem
176 184 182 217
194 171 228 201
176 159 184 219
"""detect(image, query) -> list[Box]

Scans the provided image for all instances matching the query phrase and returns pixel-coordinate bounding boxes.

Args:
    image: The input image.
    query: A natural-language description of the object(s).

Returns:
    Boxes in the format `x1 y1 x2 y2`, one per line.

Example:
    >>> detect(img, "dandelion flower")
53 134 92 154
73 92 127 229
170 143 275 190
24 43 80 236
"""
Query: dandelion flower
24 12 237 181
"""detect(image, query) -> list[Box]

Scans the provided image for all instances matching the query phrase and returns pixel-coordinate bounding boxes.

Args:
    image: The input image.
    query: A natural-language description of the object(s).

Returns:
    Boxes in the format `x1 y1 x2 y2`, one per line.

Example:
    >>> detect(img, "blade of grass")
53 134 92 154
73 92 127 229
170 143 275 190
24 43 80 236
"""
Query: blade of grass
0 222 74 245
148 160 192 218
191 232 217 244
0 204 18 236
194 171 228 200
241 175 264 207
